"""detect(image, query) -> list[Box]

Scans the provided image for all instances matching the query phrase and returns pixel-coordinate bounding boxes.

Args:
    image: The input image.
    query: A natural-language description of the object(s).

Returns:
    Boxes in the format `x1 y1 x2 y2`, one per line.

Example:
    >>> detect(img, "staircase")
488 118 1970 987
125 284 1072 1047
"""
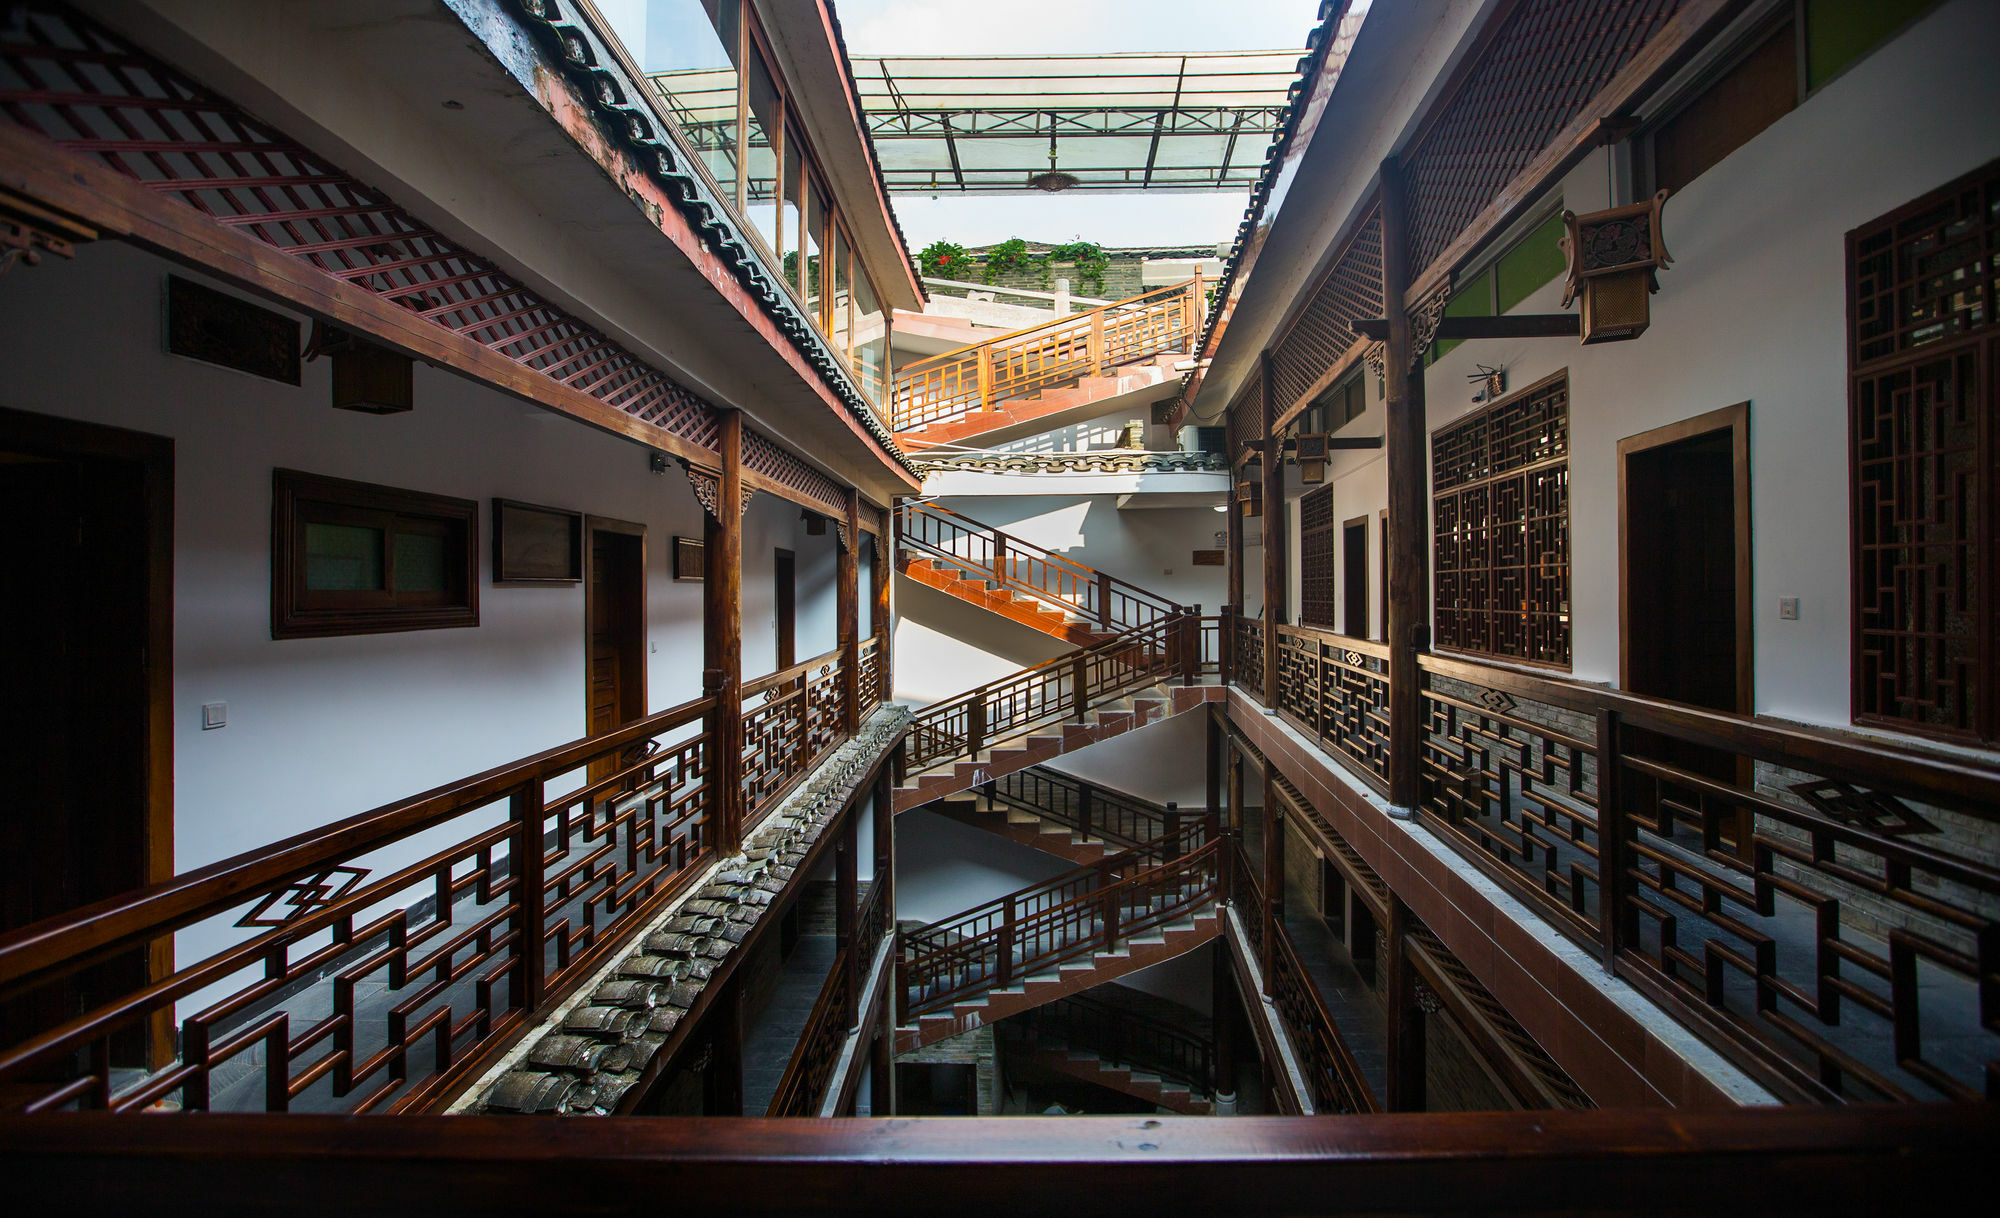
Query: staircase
1001 990 1218 1115
895 826 1221 1053
897 501 1180 646
891 279 1202 451
1010 1042 1214 1115
929 765 1196 865
891 614 1222 813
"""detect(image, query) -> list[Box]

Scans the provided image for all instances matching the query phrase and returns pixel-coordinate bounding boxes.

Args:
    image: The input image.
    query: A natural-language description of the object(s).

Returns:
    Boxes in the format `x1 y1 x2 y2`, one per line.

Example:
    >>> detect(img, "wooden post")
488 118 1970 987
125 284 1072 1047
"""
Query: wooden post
869 1017 894 1116
1071 653 1090 721
1090 307 1106 374
1384 896 1426 1112
837 812 860 1029
1595 708 1627 972
1211 932 1235 1099
1261 349 1285 709
1077 780 1094 843
997 895 1017 987
1261 768 1283 996
704 410 746 854
967 698 987 759
881 503 899 702
1380 159 1429 811
839 488 860 733
875 756 896 929
511 780 546 1011
992 532 1008 588
976 344 993 412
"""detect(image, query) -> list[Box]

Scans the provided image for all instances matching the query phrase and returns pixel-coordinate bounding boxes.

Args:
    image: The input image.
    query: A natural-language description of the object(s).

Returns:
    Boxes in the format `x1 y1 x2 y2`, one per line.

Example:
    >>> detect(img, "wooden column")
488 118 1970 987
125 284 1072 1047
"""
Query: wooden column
706 980 746 1116
871 507 892 706
1211 936 1237 1101
1380 159 1429 810
882 502 900 702
702 410 746 854
1260 767 1284 997
1383 896 1426 1112
839 488 860 733
836 810 860 1029
1225 426 1245 629
1260 349 1286 707
874 754 896 927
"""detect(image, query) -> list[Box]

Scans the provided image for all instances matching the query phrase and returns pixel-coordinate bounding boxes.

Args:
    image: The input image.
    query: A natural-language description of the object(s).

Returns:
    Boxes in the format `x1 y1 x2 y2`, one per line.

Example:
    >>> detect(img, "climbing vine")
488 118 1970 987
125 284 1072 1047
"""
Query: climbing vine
917 239 970 280
979 237 1034 284
1042 240 1109 293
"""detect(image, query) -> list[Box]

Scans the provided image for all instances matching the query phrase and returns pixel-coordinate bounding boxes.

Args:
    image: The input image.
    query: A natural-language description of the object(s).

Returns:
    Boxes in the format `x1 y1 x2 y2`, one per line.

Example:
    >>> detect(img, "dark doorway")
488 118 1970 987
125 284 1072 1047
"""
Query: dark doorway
1378 510 1389 643
774 547 797 669
586 518 646 781
0 408 173 1069
1342 515 1369 638
1620 404 1752 844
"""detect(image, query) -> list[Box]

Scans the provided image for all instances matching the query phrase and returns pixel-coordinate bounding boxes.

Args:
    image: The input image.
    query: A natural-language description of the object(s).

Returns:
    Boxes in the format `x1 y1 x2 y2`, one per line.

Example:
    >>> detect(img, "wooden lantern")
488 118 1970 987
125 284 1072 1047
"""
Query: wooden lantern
1294 433 1329 485
1560 191 1671 344
1236 478 1262 518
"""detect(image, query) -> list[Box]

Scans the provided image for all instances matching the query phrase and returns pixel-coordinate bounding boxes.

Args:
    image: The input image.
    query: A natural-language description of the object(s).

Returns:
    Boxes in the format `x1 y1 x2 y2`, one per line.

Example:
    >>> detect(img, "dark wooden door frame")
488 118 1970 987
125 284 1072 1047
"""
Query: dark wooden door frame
1377 508 1389 644
774 547 797 671
0 406 174 1060
1342 513 1371 639
584 515 648 736
1616 401 1753 716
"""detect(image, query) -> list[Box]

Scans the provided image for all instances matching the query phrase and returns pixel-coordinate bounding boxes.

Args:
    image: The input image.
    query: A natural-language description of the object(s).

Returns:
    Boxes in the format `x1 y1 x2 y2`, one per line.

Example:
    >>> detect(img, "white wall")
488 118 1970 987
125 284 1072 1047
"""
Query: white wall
894 808 1072 926
892 578 1069 707
1041 711 1211 811
926 494 1228 615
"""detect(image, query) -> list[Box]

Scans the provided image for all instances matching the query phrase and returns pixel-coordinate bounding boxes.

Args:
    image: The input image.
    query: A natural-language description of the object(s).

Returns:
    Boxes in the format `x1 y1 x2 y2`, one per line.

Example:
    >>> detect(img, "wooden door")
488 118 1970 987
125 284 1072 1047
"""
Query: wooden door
1342 516 1369 639
587 519 646 781
774 548 796 670
0 408 172 1069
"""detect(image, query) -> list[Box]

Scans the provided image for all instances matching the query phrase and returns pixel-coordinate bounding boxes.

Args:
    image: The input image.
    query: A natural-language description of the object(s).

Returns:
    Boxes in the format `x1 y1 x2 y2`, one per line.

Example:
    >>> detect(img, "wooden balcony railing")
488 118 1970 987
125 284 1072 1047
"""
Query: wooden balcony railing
1229 608 1264 695
889 278 1202 432
765 882 890 1118
899 501 1182 633
1268 906 1382 1115
0 696 719 1115
989 766 1191 851
1011 990 1214 1096
903 613 1218 774
742 646 848 827
900 823 1219 1022
1275 624 1392 796
858 633 886 707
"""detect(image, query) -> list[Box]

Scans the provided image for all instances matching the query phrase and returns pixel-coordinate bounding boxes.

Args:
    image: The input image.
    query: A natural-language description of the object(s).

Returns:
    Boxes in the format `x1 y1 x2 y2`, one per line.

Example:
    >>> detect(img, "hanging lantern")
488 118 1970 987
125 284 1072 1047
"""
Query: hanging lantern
1294 433 1329 485
1560 191 1671 344
1236 478 1262 518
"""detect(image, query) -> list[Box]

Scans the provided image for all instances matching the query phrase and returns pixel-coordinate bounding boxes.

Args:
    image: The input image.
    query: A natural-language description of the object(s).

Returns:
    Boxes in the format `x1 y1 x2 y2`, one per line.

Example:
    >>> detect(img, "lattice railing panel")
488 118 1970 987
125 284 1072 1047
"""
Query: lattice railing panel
1273 625 1391 794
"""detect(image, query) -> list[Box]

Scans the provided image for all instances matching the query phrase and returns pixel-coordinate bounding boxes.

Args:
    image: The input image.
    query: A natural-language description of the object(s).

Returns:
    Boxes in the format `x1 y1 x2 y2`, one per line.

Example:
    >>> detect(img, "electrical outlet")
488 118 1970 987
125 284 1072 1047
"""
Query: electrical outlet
1778 597 1800 621
201 701 227 730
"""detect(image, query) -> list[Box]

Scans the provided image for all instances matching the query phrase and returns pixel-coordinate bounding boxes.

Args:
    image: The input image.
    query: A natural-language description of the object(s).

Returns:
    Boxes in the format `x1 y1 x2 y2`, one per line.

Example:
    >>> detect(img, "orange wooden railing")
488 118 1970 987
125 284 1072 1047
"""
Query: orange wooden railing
889 278 1203 432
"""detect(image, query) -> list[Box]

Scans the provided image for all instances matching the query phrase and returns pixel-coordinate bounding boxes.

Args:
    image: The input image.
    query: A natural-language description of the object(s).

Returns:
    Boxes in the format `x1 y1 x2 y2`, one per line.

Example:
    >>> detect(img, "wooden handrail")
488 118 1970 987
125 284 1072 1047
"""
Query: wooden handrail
1013 991 1215 1095
1269 916 1381 1114
742 644 848 700
767 882 889 1117
0 693 715 992
890 279 1202 432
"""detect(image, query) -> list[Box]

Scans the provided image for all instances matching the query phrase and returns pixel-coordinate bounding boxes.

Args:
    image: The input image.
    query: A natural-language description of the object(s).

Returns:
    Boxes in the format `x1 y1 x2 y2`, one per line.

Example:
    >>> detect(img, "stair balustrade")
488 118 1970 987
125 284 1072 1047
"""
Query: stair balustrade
986 766 1190 852
902 612 1218 774
899 823 1219 1022
899 500 1181 634
889 279 1202 433
1009 991 1214 1097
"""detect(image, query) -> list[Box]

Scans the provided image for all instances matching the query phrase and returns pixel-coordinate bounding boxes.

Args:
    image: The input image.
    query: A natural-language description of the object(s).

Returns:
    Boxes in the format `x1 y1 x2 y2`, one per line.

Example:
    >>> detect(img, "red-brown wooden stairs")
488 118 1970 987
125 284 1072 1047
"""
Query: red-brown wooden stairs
998 989 1219 1115
890 279 1203 452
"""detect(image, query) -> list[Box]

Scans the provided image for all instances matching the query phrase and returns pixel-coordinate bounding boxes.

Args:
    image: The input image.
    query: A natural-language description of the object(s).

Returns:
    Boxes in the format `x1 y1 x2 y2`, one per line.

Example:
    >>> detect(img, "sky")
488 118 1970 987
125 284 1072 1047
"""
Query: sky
836 0 1324 251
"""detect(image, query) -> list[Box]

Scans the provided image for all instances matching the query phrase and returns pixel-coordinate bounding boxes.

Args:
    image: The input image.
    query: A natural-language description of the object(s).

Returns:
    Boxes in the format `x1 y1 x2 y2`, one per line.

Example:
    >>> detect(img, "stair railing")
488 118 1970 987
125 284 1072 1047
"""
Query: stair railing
890 278 1202 433
902 613 1218 774
985 766 1188 852
900 822 1218 1022
899 500 1181 633
1011 991 1214 1095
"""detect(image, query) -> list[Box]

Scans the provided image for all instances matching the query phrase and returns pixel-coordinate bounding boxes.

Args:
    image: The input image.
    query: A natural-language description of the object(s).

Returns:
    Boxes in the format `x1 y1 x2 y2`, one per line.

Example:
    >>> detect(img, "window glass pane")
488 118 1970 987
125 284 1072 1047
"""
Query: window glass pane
1429 268 1493 363
394 530 448 593
1805 0 1928 88
1495 212 1570 314
854 266 886 403
831 228 852 352
624 0 741 194
802 182 824 317
781 125 803 276
306 522 384 591
744 43 780 250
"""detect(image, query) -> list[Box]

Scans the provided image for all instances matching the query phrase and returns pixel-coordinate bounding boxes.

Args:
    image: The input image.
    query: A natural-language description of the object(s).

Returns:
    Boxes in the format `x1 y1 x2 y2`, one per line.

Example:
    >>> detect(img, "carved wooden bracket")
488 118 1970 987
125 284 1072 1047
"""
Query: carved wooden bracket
681 460 753 522
1 186 96 276
834 521 853 553
1407 279 1453 367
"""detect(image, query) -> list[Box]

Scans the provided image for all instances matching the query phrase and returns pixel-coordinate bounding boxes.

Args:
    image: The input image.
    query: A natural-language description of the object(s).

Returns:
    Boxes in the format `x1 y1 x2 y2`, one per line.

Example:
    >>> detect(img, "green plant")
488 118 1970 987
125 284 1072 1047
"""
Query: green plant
918 240 969 280
980 237 1033 284
1042 240 1109 294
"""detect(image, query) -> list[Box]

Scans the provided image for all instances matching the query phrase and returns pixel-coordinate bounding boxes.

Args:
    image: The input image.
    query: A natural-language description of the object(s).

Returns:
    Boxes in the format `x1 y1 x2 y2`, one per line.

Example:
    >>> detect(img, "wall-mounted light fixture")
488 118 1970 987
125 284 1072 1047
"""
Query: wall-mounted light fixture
304 321 413 414
1561 191 1672 344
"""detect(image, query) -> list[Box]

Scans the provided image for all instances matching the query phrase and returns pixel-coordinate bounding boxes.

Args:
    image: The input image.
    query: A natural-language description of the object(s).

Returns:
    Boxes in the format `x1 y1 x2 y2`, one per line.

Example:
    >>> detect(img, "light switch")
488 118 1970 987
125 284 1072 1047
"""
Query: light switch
201 701 227 730
1778 597 1800 621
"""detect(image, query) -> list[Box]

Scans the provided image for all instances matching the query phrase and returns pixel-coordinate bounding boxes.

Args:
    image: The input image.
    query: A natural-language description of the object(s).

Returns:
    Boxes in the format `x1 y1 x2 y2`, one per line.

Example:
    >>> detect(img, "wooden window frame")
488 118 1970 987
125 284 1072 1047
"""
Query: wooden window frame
1299 483 1338 629
272 469 479 639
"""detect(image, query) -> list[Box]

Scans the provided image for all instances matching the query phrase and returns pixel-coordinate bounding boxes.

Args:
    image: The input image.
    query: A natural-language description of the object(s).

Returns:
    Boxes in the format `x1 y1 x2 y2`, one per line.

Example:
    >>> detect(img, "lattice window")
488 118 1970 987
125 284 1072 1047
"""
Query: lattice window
1300 485 1337 628
1848 162 1999 741
1432 372 1570 667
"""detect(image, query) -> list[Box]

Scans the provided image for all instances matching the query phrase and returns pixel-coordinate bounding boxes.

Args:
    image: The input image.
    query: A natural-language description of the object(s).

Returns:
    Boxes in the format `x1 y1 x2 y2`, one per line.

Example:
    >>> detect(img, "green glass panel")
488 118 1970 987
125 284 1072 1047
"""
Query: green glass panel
1805 0 1932 89
1429 269 1493 364
394 531 448 593
1495 212 1569 315
305 522 383 591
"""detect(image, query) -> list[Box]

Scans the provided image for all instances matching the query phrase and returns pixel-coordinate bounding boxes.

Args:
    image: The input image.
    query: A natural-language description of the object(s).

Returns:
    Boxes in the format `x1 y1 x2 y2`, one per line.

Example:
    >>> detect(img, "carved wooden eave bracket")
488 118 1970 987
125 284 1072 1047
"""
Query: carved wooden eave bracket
834 522 853 553
681 460 754 522
1407 279 1454 369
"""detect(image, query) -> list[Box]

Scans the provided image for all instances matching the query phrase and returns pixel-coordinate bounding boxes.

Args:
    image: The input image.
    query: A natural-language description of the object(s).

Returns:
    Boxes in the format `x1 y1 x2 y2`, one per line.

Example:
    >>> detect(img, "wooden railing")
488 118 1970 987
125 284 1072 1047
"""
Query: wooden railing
0 696 719 1115
989 766 1191 851
899 501 1183 634
1275 624 1392 795
858 633 886 707
1414 652 2000 1105
900 823 1219 1022
1229 608 1264 696
1268 909 1381 1115
889 278 1203 432
742 646 848 826
903 613 1218 774
1010 991 1214 1096
765 882 890 1118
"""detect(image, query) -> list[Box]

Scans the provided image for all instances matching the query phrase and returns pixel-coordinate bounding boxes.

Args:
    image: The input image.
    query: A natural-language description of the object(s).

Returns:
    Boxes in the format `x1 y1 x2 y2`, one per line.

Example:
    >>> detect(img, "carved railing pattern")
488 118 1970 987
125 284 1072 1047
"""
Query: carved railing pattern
1416 653 2000 1105
1230 842 1266 965
858 635 884 707
900 825 1218 1021
765 883 889 1118
989 766 1193 851
1011 991 1214 1095
890 279 1201 432
1273 624 1391 795
741 648 846 824
903 614 1217 774
1230 611 1264 699
1268 918 1380 1114
899 501 1181 633
0 698 716 1114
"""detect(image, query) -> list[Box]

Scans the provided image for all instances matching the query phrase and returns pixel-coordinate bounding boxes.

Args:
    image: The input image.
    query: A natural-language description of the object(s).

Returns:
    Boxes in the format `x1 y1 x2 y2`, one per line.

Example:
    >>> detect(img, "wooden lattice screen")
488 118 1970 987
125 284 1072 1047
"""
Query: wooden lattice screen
1432 371 1571 667
1269 210 1385 416
1300 484 1338 628
1847 160 1999 742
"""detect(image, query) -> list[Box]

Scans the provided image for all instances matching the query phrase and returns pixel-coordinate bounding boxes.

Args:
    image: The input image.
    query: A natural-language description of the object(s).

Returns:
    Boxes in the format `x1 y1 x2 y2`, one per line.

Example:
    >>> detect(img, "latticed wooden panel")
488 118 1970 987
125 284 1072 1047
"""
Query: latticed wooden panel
1850 165 1998 366
743 428 846 515
1401 0 1682 280
1299 485 1338 628
1270 210 1384 414
1432 375 1571 667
